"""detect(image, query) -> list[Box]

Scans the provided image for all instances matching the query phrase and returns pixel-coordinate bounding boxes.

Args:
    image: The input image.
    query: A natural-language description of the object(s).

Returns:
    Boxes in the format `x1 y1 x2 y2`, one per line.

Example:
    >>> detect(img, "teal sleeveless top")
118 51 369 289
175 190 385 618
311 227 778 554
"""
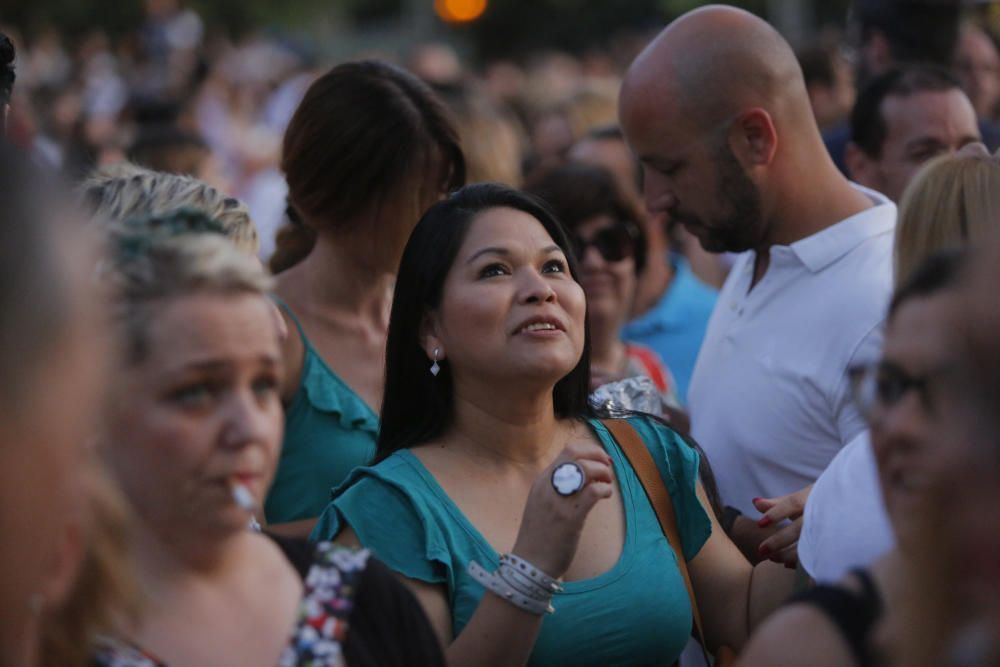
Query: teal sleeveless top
312 415 711 666
264 302 379 524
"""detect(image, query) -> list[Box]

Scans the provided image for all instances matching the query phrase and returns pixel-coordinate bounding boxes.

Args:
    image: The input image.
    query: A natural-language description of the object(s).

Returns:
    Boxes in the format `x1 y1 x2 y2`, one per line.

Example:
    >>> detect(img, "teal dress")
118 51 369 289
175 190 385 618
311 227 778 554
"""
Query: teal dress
312 415 711 666
264 302 379 524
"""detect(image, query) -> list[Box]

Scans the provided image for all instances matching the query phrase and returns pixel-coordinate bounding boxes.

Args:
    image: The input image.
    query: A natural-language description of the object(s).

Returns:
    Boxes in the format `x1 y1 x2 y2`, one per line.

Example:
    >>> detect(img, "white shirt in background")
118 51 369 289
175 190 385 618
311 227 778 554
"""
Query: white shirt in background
799 430 895 581
688 185 896 516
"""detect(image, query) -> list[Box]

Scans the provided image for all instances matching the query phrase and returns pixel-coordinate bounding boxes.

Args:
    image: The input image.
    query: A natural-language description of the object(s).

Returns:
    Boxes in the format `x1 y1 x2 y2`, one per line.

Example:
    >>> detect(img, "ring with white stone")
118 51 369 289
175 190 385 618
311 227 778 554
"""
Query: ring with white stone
551 461 586 496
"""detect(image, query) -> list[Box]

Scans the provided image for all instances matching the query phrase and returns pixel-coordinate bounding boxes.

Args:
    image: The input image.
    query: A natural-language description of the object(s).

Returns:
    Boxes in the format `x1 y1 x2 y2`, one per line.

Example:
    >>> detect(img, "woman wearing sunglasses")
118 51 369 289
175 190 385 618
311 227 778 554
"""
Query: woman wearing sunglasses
527 163 683 421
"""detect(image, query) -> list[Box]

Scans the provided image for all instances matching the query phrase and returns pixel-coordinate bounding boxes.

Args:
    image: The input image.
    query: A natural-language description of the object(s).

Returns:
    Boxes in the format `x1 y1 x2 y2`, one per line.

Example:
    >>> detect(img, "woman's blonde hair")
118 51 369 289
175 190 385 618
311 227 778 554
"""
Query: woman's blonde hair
104 210 273 364
82 163 259 255
895 152 1000 285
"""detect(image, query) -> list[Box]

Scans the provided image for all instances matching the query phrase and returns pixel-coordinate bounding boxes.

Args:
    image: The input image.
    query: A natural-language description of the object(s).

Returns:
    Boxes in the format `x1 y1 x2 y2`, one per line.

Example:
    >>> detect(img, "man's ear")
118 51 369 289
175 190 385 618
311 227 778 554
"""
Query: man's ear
844 141 880 190
731 108 778 167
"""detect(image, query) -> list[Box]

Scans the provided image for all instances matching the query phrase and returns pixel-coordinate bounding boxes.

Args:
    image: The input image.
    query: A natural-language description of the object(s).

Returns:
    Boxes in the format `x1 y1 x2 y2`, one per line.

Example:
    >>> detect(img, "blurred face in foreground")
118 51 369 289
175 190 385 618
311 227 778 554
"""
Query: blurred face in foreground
861 293 965 549
0 225 108 664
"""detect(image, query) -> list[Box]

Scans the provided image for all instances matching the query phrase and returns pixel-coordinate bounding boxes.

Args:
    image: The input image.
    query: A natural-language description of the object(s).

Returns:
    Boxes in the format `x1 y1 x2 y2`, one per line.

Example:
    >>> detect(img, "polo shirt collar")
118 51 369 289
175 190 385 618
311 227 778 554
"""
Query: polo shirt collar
789 183 896 273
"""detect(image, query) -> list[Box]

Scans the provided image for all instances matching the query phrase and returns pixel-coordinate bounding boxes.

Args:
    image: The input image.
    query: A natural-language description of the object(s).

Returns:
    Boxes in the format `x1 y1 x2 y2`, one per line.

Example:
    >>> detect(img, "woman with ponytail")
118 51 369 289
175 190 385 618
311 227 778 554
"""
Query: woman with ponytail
265 60 465 535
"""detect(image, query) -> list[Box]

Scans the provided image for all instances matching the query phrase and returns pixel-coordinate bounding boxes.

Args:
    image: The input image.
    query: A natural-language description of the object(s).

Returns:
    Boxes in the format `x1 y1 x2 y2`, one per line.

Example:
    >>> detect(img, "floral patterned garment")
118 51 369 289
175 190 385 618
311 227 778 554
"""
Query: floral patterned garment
92 543 371 667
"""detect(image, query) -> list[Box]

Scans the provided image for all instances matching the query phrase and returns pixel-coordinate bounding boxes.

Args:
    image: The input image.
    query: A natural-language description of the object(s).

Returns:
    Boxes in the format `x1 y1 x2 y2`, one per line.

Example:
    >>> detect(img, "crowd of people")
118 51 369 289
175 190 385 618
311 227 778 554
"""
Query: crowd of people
4 0 1000 665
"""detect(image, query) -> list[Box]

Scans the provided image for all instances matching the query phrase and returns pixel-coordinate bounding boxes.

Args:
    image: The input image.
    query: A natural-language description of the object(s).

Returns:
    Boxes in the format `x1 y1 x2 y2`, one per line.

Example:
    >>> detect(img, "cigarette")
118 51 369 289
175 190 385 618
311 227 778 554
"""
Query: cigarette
230 481 256 512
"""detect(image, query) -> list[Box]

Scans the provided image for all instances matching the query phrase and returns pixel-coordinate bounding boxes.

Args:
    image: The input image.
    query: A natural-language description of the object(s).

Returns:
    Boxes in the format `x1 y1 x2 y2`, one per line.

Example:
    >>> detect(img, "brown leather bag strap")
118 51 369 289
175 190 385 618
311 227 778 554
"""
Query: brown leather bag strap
602 419 711 660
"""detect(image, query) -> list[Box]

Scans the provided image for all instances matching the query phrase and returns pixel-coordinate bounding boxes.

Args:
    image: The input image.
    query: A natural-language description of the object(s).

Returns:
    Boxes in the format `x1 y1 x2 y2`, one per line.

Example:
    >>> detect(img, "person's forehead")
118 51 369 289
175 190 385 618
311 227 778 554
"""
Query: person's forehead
880 89 979 145
961 30 1000 63
884 293 961 364
461 207 554 249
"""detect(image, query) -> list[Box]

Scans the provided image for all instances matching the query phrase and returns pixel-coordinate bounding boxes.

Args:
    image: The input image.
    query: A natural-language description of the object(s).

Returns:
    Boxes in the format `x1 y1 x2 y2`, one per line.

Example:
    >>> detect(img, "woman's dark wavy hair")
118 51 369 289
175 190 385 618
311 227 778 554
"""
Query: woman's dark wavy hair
270 59 465 273
375 183 593 462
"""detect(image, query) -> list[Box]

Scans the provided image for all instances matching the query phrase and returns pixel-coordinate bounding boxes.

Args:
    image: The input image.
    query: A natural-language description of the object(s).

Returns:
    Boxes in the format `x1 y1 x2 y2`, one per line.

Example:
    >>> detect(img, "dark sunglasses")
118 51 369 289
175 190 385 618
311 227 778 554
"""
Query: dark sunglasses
571 221 638 263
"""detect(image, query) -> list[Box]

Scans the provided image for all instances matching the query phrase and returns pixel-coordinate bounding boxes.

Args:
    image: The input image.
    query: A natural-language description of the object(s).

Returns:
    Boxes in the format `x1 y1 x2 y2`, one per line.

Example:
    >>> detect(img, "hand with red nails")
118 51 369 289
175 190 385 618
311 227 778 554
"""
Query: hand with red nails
751 485 812 567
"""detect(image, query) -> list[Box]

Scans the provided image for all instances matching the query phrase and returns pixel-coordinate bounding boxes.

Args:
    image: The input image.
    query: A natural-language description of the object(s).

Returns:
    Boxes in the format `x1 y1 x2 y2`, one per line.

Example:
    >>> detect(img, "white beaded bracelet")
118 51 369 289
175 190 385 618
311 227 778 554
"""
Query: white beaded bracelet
468 558 557 615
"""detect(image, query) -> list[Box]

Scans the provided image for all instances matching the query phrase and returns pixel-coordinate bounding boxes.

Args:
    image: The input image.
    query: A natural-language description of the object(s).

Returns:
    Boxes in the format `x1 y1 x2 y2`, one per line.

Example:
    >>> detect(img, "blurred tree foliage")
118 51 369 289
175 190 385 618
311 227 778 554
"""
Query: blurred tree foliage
2 0 342 39
457 0 851 60
3 0 849 55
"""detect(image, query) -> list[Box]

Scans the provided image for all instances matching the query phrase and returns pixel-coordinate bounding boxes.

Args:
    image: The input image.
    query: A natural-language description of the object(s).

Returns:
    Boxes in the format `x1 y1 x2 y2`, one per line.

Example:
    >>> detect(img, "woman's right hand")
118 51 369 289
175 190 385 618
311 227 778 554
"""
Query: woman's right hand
511 439 614 579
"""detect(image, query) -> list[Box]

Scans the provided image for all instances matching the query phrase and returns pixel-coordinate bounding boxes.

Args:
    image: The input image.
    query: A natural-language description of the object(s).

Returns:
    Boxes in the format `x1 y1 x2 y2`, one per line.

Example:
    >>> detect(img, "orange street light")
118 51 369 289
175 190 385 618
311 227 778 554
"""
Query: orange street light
434 0 488 23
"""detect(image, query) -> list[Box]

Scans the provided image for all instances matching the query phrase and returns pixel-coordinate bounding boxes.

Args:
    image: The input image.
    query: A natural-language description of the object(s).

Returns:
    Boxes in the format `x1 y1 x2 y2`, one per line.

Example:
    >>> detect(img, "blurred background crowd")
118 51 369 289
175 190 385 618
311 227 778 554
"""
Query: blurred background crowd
10 0 1000 260
6 1 1000 666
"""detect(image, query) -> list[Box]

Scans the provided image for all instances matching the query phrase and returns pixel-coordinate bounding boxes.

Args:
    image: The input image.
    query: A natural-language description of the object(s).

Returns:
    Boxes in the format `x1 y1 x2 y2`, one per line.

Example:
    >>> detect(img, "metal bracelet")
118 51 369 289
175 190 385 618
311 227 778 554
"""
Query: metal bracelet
467 560 554 616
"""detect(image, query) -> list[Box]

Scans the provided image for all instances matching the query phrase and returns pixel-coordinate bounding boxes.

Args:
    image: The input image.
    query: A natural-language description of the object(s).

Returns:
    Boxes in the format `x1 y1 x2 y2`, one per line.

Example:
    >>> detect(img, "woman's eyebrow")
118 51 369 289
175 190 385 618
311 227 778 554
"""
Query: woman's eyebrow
466 246 510 264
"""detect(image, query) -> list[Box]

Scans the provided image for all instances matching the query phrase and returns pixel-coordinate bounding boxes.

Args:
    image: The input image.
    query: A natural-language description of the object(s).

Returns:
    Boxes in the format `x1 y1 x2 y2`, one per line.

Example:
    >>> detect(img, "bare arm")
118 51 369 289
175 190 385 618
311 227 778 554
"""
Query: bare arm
737 603 856 667
688 483 798 651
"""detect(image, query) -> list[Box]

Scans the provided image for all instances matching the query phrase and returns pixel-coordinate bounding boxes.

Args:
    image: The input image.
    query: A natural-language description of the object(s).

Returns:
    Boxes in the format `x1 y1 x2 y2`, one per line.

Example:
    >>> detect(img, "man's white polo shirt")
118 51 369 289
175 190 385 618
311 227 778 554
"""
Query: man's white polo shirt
687 186 896 515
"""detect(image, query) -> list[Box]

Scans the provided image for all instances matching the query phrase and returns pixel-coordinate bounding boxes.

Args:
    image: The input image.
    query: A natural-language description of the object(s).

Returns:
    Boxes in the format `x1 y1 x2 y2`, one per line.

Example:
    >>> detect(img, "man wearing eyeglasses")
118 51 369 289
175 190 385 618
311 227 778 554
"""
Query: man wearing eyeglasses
619 6 896 561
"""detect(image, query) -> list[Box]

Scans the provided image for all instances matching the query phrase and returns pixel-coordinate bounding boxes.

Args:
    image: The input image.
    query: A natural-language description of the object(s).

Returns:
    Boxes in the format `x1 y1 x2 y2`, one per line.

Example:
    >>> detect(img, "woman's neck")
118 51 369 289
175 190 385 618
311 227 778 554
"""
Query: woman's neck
446 384 574 469
131 518 250 589
277 233 395 324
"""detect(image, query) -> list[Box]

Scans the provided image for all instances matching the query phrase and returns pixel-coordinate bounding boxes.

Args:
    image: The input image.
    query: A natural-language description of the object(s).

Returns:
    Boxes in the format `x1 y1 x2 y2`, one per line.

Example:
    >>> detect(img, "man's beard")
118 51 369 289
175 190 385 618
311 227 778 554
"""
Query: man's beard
679 142 764 254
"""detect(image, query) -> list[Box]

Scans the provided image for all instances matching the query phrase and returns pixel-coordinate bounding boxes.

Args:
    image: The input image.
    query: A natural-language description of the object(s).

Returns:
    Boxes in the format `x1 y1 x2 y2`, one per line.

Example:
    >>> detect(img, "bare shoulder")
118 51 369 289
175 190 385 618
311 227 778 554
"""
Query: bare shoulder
408 439 451 473
272 282 305 401
739 601 857 667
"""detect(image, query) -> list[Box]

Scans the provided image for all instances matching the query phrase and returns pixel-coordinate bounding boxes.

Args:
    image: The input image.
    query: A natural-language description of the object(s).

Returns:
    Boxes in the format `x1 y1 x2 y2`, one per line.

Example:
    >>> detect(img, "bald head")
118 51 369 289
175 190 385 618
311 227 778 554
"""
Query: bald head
622 5 813 131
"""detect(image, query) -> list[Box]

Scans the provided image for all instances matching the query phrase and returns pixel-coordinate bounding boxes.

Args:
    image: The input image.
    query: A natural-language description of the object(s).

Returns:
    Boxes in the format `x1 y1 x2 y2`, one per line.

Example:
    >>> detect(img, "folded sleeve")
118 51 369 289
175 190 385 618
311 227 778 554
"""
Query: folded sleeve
311 464 453 586
627 416 712 561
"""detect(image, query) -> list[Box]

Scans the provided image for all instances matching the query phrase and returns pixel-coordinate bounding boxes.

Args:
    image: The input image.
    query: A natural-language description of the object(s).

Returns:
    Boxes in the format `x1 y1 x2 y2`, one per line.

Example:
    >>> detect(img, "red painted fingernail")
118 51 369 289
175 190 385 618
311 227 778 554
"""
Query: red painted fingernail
752 497 762 503
758 544 771 556
758 516 772 528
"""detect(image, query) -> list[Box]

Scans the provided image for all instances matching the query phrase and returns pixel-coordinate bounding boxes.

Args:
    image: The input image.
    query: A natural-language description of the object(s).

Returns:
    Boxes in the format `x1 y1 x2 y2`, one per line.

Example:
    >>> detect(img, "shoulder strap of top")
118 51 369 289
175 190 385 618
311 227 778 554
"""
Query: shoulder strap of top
271 295 315 356
848 568 883 616
271 296 311 349
601 418 712 663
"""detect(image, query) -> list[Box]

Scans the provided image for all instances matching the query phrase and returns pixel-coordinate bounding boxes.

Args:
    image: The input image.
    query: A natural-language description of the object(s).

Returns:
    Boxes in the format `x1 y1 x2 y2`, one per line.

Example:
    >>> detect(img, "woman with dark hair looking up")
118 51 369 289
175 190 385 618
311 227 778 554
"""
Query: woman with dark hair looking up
265 60 465 535
313 183 795 666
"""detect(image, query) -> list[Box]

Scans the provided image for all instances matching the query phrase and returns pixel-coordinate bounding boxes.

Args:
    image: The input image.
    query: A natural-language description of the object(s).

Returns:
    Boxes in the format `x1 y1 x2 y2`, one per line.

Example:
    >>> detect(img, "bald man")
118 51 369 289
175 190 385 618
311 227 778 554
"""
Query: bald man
619 6 896 529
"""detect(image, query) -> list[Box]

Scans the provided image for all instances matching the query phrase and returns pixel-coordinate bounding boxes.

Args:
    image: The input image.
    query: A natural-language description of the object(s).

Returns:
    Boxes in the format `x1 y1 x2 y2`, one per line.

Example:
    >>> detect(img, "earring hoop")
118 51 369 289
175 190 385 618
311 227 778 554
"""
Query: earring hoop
430 348 441 376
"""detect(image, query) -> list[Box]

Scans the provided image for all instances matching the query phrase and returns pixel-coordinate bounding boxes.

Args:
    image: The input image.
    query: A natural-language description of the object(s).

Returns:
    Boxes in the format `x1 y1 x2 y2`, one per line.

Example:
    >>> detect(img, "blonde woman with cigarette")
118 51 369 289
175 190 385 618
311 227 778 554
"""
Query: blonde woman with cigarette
93 211 444 667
